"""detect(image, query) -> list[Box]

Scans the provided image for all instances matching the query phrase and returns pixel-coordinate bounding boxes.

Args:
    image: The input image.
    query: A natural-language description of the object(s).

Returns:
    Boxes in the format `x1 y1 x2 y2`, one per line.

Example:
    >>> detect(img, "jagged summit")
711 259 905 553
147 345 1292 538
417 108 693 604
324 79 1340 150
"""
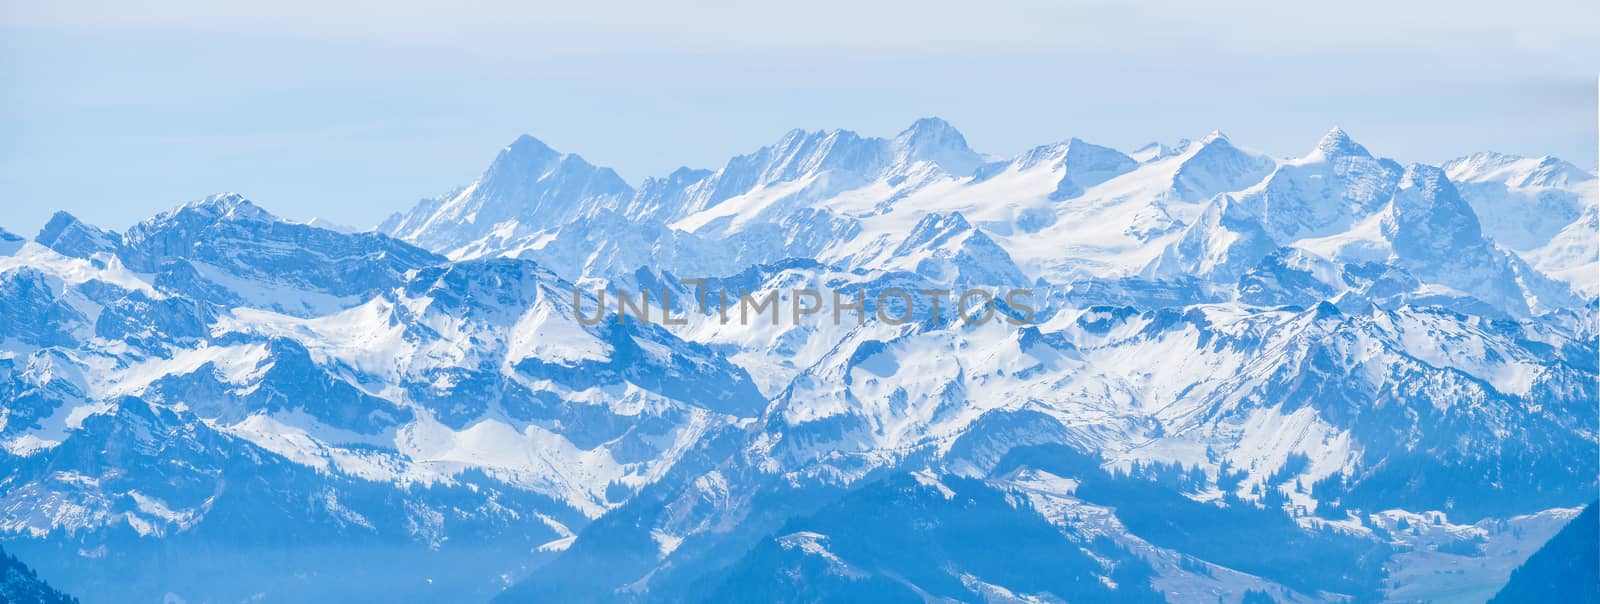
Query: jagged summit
1129 141 1177 163
1311 126 1371 159
481 134 623 191
485 135 627 192
37 210 91 239
897 210 975 251
381 133 633 255
35 210 123 258
1444 151 1595 188
1167 130 1276 203
300 217 360 234
1440 151 1595 255
892 117 983 176
895 117 964 143
1388 163 1482 245
503 133 559 160
162 192 277 223
377 122 1595 304
1383 165 1496 257
1128 132 1230 163
1043 138 1138 200
1398 162 1457 194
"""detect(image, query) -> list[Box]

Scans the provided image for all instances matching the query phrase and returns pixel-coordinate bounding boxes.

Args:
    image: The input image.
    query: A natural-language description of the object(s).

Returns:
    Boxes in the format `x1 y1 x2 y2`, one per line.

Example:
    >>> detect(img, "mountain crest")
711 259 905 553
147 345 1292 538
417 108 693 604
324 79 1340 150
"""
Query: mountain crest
1168 131 1275 202
503 133 559 160
1387 163 1481 245
1040 139 1138 200
35 211 123 258
1129 141 1177 163
892 117 982 176
383 134 633 255
174 193 275 223
482 135 626 195
895 211 975 254
1444 151 1595 188
1311 126 1371 159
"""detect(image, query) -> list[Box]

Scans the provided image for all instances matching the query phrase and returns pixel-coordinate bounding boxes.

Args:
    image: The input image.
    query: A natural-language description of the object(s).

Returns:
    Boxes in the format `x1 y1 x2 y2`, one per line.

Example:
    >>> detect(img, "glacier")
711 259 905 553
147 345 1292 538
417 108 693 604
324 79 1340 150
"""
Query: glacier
0 118 1596 603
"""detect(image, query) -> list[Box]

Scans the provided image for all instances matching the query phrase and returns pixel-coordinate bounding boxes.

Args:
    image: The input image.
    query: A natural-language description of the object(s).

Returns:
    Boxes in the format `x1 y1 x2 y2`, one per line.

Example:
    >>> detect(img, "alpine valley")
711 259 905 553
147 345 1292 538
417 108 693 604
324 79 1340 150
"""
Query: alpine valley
1 119 1595 603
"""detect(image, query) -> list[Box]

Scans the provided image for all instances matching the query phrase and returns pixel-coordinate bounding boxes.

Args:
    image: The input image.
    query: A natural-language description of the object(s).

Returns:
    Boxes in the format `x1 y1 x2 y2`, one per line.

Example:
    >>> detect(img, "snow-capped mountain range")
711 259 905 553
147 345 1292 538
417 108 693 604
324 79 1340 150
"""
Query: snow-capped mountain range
1 119 1595 603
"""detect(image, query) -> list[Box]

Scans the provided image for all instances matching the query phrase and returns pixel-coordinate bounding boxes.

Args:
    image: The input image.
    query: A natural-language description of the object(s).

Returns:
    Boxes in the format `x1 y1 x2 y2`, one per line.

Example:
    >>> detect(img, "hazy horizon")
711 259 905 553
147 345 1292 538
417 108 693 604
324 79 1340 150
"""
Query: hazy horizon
4 0 1597 233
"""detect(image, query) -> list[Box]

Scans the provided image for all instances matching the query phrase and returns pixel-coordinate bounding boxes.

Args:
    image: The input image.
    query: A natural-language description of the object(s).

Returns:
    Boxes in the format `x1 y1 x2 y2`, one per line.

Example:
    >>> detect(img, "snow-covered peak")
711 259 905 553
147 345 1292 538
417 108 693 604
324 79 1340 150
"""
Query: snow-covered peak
1386 163 1482 250
121 193 284 251
133 194 296 239
1376 163 1578 315
382 134 634 257
1128 141 1177 163
648 166 716 191
1438 151 1595 257
656 127 908 233
118 193 283 246
1168 130 1276 203
761 127 889 182
299 217 361 234
1443 152 1595 189
618 166 717 222
479 135 622 195
498 134 561 166
115 194 445 316
1055 138 1139 195
892 117 983 176
173 192 277 223
989 138 1138 201
1309 126 1372 159
896 211 975 251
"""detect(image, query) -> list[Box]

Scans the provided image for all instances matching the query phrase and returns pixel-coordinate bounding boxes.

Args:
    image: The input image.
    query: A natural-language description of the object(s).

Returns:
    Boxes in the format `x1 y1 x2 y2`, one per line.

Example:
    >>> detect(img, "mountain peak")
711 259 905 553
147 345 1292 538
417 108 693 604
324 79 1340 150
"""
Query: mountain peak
177 193 276 223
666 166 712 181
889 117 981 176
477 133 629 201
896 117 963 142
1387 162 1482 250
35 211 122 258
505 134 558 158
1045 139 1138 200
39 210 86 234
1443 151 1594 188
892 210 976 255
1312 126 1371 158
1129 141 1177 163
484 135 566 180
301 217 360 234
1398 162 1455 196
1166 131 1276 203
383 132 633 255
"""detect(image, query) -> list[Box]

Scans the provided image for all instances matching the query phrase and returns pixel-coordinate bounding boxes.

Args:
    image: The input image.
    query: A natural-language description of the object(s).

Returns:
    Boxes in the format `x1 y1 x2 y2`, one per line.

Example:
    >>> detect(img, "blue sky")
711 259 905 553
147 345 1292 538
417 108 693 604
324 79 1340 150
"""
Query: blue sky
2 0 1596 233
